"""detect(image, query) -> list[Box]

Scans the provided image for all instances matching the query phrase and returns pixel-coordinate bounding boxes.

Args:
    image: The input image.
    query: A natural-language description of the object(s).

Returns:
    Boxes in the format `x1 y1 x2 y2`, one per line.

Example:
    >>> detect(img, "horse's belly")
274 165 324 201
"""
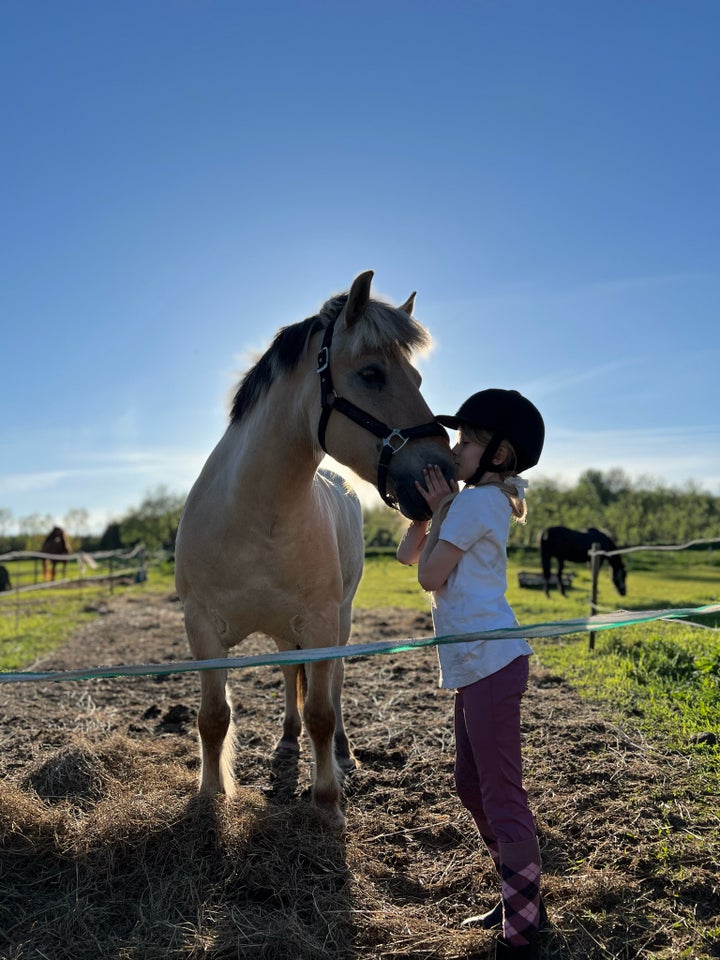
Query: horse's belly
188 576 341 653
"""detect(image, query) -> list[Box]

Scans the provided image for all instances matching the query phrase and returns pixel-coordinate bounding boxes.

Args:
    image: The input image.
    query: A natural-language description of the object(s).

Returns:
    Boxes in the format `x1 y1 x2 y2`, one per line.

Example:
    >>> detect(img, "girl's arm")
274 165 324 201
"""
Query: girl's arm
417 519 463 592
396 520 429 565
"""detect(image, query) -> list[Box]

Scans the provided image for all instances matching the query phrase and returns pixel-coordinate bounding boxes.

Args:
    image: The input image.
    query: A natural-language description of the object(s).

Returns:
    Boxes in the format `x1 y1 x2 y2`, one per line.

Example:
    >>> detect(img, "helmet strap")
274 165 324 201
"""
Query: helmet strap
467 432 503 486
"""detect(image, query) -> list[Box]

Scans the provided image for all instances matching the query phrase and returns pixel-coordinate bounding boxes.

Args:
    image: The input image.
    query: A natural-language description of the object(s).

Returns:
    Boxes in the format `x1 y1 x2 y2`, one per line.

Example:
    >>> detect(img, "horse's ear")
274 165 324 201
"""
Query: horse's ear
398 292 416 315
344 270 374 327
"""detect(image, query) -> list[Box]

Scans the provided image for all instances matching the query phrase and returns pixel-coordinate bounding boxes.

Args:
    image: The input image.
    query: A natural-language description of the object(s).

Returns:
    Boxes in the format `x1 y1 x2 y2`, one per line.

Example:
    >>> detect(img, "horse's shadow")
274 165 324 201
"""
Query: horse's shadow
8 756 356 960
268 746 302 804
182 790 355 958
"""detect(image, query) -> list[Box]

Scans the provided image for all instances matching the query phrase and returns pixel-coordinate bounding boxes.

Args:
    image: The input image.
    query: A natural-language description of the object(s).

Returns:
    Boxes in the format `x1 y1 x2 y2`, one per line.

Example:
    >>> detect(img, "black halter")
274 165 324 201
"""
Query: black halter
316 319 448 509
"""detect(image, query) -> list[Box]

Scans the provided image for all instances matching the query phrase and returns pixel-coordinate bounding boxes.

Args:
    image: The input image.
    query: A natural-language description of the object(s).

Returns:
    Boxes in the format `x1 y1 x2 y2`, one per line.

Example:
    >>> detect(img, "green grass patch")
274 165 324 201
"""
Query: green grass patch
0 569 173 672
535 624 719 750
354 554 432 611
0 594 100 671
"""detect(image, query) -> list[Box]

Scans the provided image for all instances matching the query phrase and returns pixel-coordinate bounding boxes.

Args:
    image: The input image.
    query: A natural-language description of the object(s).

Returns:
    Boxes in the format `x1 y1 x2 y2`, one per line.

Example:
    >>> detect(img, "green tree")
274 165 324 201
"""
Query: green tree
119 486 185 550
18 513 55 550
64 508 90 541
98 522 123 551
0 508 13 553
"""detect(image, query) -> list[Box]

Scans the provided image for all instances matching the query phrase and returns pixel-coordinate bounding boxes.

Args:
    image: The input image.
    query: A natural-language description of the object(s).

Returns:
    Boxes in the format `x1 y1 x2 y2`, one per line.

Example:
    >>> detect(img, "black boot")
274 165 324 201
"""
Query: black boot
491 936 539 960
463 896 549 932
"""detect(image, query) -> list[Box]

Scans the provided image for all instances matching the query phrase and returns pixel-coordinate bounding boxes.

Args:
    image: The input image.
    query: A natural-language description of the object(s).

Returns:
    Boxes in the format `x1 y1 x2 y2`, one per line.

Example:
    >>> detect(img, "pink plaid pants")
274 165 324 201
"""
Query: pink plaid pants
454 655 542 947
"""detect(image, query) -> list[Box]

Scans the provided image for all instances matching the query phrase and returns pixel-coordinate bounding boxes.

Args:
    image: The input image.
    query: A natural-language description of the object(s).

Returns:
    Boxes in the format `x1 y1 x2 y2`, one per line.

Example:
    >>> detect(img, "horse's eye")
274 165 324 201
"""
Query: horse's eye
358 366 386 387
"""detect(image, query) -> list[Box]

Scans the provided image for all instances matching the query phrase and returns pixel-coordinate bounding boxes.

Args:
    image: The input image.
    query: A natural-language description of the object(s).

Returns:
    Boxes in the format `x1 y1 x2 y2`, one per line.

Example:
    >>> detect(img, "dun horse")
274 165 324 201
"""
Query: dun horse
175 271 455 826
539 525 627 598
40 526 72 581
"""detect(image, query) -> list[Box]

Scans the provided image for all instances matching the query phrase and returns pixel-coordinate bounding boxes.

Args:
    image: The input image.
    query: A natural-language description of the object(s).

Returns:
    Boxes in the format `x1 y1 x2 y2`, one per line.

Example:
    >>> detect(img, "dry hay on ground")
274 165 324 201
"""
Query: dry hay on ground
0 592 718 960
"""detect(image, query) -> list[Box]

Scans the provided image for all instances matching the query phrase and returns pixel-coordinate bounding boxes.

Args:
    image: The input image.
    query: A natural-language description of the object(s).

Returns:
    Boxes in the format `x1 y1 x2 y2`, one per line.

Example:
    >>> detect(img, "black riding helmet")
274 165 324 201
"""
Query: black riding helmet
436 389 545 482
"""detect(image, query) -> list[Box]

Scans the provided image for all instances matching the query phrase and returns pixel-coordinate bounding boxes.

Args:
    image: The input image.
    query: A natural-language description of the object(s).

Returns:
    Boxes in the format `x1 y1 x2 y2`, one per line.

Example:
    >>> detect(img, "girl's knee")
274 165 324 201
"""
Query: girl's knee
455 779 485 821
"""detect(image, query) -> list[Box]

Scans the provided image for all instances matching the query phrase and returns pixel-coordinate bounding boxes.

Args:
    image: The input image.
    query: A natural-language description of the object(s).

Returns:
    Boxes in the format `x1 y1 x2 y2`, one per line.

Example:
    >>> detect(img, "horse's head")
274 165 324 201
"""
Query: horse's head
315 271 455 520
612 561 627 596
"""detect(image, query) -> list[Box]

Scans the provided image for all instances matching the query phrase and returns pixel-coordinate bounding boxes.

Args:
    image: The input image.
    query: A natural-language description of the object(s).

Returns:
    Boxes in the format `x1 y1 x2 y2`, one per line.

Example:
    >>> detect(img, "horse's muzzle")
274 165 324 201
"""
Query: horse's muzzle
392 460 457 521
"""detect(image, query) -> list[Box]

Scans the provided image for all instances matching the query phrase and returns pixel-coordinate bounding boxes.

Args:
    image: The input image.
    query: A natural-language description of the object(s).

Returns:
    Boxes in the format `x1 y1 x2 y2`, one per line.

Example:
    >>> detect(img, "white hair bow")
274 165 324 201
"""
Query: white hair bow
506 477 529 500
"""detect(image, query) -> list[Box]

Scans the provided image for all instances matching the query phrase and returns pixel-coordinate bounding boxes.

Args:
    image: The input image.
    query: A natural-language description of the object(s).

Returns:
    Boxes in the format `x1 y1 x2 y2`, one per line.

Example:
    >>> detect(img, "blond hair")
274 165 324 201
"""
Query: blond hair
461 425 528 523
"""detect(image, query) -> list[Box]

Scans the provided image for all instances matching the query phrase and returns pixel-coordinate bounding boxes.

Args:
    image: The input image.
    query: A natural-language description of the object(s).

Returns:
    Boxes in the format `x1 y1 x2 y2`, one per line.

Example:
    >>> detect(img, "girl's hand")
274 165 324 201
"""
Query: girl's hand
415 464 458 514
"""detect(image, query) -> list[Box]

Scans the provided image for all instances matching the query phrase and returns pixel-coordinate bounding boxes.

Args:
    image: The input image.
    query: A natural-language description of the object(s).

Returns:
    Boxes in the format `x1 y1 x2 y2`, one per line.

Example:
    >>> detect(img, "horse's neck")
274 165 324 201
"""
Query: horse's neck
221 390 321 508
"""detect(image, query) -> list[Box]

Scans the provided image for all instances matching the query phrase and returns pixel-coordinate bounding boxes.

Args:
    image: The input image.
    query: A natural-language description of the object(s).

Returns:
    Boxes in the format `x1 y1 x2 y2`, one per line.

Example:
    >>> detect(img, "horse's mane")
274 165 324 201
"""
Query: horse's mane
586 527 617 547
230 292 430 425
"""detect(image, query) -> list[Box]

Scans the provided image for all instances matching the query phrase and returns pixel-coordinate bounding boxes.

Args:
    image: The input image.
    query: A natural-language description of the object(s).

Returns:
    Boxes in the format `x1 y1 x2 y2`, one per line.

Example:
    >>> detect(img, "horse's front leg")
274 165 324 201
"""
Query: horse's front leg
304 658 343 827
332 603 356 773
198 667 236 797
557 559 567 597
330 659 355 772
275 664 303 755
540 549 551 598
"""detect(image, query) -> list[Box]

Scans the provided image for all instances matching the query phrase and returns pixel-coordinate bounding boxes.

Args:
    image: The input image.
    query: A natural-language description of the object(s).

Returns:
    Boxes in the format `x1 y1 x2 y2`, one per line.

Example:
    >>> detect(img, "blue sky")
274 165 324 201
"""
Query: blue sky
2 0 718 534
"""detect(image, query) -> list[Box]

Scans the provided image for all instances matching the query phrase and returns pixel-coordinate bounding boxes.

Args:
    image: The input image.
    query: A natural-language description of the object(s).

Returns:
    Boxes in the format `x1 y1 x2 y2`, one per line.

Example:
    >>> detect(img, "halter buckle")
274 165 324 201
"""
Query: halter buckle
316 347 330 373
382 429 409 453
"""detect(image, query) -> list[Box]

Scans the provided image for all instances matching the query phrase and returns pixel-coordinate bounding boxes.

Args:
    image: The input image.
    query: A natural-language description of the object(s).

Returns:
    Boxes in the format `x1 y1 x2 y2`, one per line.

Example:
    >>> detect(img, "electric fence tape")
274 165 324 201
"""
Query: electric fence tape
1 604 718 685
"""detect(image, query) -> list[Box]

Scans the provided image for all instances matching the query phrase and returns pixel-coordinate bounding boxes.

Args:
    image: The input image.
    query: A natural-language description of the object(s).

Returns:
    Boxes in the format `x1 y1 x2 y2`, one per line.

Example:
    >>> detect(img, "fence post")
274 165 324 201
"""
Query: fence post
589 543 601 650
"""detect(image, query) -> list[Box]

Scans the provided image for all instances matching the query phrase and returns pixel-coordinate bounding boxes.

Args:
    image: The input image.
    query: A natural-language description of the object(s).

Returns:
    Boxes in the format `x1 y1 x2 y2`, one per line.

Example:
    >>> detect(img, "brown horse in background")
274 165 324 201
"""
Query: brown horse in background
40 527 72 581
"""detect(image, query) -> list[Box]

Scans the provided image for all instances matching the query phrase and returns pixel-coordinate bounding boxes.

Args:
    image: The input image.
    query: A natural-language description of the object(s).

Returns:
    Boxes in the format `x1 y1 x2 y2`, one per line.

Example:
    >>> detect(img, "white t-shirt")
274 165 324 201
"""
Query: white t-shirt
430 484 532 689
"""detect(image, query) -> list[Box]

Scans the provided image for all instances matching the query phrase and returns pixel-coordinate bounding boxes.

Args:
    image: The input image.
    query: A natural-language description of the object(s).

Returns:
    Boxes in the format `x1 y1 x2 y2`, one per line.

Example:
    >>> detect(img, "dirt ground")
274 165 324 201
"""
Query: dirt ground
0 589 718 960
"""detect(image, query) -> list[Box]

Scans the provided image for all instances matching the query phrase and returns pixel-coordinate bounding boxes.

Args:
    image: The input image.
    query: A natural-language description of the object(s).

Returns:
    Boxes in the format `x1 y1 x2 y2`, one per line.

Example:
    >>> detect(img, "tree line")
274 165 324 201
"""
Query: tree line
366 468 720 552
0 488 185 555
1 470 719 556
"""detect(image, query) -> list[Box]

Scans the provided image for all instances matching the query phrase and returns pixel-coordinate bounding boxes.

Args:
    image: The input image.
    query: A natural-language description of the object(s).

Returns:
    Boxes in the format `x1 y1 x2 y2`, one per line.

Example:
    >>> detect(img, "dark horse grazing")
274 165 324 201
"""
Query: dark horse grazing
0 565 11 591
539 526 627 598
40 526 72 581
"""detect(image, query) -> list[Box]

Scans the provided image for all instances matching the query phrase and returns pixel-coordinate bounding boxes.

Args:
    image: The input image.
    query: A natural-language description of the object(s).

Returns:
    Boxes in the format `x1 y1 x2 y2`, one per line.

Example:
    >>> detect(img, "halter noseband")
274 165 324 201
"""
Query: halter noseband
316 318 448 509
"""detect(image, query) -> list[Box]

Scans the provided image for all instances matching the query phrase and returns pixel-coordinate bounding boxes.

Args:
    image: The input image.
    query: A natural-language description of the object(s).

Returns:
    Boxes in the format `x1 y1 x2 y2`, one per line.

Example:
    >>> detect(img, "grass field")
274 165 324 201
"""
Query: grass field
0 555 144 672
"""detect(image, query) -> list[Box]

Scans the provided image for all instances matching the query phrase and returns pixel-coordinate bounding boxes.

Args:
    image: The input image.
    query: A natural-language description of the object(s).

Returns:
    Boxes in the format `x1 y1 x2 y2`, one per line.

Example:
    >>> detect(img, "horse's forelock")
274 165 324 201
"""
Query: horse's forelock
229 291 430 424
343 298 431 361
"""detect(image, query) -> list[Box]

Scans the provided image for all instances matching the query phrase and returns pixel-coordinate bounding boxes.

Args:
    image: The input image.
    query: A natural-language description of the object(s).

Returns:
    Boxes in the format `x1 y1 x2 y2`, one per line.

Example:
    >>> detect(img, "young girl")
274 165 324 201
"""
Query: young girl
396 388 546 960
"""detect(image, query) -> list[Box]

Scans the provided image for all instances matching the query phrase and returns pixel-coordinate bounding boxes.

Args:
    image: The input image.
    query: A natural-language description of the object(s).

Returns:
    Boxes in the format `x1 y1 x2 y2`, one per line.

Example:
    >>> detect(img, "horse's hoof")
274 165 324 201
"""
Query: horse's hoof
199 778 236 799
336 753 358 774
315 801 346 831
274 737 300 756
333 734 357 773
198 785 222 801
